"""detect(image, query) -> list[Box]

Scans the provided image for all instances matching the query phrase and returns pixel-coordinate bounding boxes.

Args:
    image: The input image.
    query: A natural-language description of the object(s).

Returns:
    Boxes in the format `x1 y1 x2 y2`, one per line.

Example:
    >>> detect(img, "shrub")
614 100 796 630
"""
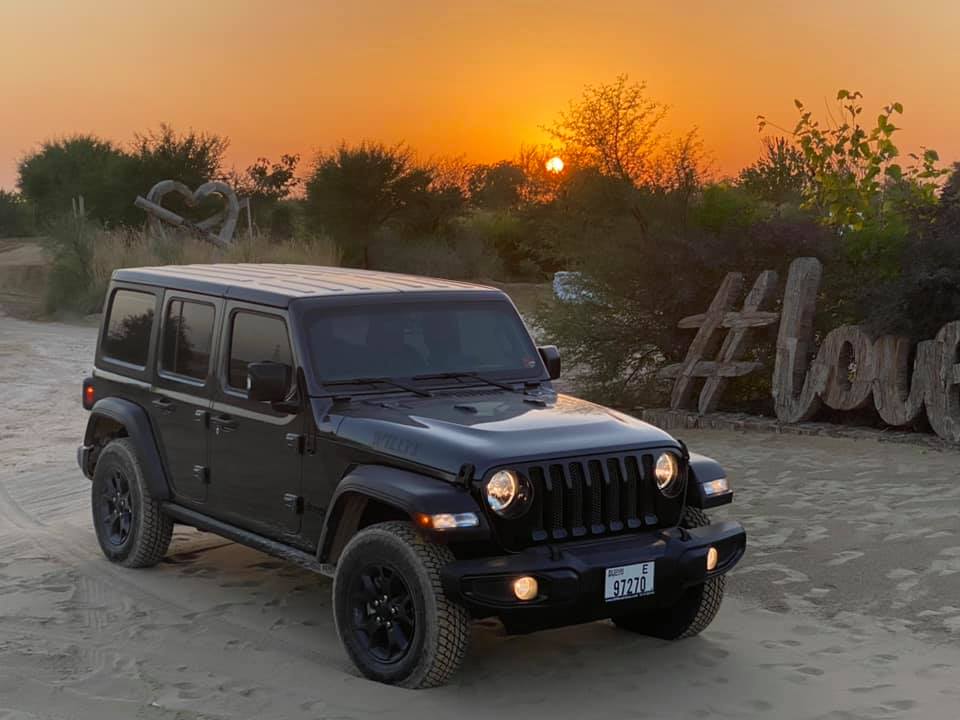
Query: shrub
533 184 833 408
457 209 540 279
0 190 36 237
859 164 960 342
368 228 501 281
44 221 341 315
18 135 134 225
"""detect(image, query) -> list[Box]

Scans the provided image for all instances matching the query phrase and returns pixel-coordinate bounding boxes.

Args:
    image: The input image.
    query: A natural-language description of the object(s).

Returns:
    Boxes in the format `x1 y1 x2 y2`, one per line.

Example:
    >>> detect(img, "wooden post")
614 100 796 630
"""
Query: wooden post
698 270 778 414
772 257 823 423
668 272 744 410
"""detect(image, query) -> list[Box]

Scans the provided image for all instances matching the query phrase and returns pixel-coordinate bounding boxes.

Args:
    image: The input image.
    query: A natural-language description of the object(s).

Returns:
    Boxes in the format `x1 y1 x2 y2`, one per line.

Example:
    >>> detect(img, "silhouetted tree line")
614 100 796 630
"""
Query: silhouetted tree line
6 77 959 419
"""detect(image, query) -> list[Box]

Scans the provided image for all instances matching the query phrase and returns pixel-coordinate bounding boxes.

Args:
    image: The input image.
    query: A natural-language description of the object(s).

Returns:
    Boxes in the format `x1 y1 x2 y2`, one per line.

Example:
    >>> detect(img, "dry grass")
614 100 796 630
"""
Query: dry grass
89 229 341 290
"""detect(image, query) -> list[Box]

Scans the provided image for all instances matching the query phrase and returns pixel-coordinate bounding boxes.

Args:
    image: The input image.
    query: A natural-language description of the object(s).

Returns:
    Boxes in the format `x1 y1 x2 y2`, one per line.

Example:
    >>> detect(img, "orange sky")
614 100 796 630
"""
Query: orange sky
2 0 960 191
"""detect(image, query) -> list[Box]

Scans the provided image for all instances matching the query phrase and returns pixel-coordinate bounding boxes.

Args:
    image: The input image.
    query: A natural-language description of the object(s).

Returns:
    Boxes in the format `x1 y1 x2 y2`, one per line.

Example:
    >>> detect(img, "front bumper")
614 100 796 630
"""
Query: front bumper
441 520 746 630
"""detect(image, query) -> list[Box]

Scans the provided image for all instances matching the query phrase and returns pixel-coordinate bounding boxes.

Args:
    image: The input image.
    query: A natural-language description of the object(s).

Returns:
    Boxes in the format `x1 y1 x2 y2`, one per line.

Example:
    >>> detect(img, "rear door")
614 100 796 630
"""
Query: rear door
150 291 221 505
207 302 304 538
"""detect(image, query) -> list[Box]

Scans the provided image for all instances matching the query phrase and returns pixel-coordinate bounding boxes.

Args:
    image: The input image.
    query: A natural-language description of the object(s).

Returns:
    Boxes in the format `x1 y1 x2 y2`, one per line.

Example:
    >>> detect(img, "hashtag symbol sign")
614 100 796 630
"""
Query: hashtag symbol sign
659 270 779 414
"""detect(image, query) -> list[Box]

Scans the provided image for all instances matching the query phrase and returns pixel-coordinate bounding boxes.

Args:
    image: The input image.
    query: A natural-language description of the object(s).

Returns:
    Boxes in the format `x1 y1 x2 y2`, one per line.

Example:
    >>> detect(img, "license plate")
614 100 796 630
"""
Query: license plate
604 561 655 602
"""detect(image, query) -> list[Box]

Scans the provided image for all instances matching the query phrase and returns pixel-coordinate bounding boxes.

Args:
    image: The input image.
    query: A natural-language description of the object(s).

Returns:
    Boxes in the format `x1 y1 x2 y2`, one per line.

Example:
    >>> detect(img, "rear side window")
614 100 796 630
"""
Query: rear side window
227 312 292 390
161 299 216 381
102 289 155 367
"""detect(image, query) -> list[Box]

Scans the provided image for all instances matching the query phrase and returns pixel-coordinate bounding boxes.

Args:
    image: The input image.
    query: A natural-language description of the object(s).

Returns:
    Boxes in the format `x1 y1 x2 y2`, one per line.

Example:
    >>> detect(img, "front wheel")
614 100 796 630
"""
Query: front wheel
612 507 725 639
333 521 470 688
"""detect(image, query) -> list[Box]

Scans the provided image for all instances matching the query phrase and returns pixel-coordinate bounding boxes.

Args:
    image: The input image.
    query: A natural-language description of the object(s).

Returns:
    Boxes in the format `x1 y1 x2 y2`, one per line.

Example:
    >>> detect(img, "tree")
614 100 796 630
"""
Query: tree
226 154 301 236
544 75 668 186
738 137 808 204
17 135 133 224
0 190 35 237
129 124 229 193
304 142 438 267
468 161 526 209
759 90 947 230
229 154 300 204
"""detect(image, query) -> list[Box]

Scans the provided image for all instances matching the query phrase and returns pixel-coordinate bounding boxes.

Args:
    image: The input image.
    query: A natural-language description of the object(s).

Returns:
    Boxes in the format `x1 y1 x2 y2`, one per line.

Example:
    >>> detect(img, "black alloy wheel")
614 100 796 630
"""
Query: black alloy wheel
100 469 134 547
350 563 416 664
91 438 173 568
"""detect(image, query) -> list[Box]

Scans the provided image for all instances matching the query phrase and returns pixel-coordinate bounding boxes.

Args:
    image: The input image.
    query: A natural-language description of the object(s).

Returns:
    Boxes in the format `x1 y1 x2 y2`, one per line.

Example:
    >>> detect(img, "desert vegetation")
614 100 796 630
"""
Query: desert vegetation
3 77 956 417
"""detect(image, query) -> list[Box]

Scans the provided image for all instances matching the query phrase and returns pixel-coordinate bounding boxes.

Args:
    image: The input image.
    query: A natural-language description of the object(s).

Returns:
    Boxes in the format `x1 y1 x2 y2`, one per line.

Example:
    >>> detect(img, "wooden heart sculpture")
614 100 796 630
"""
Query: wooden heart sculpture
136 179 240 247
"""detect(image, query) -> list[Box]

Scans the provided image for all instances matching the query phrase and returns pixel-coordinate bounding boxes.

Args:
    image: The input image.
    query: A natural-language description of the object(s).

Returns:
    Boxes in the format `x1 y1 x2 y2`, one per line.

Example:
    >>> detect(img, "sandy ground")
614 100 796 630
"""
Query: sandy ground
2 312 960 719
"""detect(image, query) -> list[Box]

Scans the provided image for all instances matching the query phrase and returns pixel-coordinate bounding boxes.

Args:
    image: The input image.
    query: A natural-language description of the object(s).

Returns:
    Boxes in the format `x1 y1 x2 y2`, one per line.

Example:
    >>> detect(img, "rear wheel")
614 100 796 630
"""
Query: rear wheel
333 521 470 688
611 507 725 639
91 438 173 568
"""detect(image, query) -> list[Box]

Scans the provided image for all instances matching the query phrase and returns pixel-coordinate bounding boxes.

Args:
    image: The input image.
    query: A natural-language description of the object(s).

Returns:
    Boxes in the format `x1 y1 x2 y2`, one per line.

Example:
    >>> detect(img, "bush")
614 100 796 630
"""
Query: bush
859 164 960 342
0 190 36 237
368 228 501 281
43 220 341 316
457 209 540 279
18 135 134 225
533 184 833 408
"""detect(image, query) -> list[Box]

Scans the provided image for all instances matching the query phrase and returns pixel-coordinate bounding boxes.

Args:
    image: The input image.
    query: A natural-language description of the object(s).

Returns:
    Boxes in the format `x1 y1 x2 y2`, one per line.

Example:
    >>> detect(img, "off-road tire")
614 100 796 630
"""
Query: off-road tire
612 507 725 640
333 521 470 688
91 438 173 568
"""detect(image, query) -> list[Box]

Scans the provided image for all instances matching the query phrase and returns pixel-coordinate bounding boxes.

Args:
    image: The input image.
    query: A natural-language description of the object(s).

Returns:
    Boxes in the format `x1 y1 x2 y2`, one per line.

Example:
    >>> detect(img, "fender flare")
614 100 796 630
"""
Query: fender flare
318 464 489 563
686 452 733 509
83 397 171 501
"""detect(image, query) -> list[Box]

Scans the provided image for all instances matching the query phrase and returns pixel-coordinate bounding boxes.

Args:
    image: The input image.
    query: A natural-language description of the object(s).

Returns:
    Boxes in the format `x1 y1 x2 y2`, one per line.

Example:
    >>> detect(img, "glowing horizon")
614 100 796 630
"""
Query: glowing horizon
2 1 959 192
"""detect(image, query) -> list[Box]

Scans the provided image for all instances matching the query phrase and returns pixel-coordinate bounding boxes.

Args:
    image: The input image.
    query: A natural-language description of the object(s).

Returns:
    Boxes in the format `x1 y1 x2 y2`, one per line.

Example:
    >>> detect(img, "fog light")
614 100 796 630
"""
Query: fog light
706 546 719 572
512 576 539 601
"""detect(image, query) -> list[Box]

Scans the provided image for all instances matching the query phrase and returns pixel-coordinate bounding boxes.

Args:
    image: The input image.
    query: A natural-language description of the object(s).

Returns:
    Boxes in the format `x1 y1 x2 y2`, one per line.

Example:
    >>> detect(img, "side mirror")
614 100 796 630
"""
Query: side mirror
247 361 292 403
538 345 561 380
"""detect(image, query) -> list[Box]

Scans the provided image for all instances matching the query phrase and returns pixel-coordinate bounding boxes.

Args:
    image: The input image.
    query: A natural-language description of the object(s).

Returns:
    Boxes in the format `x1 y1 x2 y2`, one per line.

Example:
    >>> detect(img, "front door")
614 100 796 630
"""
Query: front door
150 292 221 505
207 304 303 538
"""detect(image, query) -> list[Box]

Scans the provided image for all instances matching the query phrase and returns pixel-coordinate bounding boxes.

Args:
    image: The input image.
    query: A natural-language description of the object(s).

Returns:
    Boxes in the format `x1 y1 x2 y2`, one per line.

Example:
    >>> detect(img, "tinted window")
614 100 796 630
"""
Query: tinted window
102 290 155 367
228 312 292 389
161 300 215 381
303 301 541 382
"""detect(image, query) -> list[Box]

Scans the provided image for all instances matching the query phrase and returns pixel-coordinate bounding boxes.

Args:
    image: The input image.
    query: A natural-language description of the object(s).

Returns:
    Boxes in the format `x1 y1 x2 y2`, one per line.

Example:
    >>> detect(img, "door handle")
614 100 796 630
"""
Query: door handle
151 397 175 414
211 414 238 433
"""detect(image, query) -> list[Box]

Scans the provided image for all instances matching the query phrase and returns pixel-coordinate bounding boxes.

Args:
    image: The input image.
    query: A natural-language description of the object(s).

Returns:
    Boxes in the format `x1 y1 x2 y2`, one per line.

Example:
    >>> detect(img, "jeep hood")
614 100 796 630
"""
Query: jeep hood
324 390 679 477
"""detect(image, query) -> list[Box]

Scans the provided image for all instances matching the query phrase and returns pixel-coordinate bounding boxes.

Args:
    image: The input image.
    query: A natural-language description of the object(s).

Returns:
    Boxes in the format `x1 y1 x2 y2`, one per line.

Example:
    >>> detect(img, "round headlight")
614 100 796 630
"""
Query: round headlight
655 452 682 497
485 470 532 517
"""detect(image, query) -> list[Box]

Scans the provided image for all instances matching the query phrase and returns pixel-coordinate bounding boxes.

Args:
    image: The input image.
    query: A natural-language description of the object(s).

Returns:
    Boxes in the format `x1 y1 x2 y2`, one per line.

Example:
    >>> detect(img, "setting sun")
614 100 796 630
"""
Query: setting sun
545 156 564 174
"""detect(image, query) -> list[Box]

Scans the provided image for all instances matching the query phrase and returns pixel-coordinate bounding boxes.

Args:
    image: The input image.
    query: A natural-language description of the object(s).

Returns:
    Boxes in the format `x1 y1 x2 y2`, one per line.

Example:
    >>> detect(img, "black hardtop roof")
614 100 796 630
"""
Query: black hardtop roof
113 263 504 307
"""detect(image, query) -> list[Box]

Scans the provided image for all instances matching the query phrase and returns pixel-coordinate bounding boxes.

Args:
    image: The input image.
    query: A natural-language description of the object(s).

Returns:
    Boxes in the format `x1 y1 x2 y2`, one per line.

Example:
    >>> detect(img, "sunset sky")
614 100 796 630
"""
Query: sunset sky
2 0 959 190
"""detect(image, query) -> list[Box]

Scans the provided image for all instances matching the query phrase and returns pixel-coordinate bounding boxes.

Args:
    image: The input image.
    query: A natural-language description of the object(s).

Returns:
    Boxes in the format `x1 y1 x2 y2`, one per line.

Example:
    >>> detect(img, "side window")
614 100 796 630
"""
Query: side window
227 312 293 390
102 289 155 367
160 299 216 381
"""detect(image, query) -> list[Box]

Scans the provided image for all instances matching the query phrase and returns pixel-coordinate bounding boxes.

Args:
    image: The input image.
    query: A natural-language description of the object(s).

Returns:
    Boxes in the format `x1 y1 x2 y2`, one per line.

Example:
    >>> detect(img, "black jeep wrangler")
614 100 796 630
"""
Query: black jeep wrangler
78 264 746 688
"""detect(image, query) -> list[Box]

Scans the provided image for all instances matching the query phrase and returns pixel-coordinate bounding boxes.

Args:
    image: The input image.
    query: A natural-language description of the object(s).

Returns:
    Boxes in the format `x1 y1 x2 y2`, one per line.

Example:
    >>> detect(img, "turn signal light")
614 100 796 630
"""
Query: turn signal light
512 576 539 601
706 546 719 572
82 380 95 410
415 512 479 530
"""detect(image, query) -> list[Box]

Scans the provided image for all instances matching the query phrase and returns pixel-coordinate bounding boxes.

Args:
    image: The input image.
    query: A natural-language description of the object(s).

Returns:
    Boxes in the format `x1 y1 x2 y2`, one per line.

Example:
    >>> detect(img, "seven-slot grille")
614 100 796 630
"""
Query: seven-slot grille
489 450 686 549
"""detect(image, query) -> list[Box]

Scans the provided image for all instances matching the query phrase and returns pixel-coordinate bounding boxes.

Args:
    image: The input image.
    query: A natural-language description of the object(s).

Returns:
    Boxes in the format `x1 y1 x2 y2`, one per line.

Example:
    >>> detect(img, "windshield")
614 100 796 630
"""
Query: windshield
301 300 542 384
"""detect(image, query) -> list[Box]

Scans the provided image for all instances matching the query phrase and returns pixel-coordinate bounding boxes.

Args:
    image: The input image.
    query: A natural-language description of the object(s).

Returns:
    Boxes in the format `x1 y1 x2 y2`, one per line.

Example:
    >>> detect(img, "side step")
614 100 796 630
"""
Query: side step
161 503 335 577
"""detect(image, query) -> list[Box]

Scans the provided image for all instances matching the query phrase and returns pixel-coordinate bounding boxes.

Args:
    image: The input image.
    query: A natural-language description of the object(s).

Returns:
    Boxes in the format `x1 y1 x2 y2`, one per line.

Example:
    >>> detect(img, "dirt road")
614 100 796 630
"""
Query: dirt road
2 312 959 719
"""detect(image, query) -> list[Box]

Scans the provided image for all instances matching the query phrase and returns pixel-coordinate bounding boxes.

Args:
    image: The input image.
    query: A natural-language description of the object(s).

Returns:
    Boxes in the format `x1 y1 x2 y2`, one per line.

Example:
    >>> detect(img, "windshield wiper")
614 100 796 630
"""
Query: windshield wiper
412 371 528 394
323 377 433 398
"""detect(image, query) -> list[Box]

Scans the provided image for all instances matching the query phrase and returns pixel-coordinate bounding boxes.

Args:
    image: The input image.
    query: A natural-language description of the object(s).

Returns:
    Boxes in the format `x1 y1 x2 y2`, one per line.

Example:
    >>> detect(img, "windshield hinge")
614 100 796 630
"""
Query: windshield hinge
456 463 475 487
